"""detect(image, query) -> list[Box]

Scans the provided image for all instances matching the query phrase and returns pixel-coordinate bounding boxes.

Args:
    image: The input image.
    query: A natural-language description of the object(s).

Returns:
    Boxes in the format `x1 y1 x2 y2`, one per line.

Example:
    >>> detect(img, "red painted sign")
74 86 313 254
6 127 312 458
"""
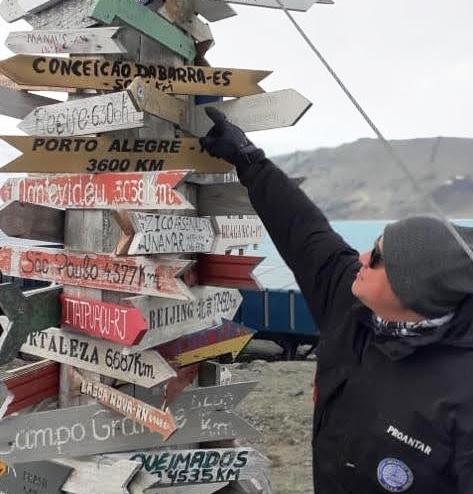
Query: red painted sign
61 295 148 346
0 246 193 300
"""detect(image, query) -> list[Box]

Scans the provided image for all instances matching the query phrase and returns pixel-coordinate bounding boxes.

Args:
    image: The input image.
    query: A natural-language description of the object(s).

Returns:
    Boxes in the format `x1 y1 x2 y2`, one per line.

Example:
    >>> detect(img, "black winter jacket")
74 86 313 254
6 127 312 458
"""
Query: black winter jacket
240 158 473 494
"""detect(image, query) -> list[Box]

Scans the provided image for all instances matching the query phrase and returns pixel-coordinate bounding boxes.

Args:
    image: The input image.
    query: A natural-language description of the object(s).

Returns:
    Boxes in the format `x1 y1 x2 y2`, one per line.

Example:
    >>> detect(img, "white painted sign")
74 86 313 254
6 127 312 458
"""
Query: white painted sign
0 0 62 22
212 216 265 254
19 91 144 137
126 286 243 350
20 328 176 388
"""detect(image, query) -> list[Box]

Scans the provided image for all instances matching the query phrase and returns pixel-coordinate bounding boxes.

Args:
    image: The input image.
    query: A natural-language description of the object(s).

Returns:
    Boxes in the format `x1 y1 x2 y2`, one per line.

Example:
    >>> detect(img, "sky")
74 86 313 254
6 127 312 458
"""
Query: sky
0 0 472 156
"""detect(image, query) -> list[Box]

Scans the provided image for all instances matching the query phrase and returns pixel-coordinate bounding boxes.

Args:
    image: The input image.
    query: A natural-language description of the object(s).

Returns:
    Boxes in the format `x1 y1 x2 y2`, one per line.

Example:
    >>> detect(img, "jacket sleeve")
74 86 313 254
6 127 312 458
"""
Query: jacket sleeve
239 159 360 330
453 403 473 493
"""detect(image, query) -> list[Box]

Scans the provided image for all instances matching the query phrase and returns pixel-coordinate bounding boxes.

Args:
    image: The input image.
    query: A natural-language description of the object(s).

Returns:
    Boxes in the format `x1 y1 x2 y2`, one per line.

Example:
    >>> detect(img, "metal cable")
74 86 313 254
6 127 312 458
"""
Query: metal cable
274 0 473 263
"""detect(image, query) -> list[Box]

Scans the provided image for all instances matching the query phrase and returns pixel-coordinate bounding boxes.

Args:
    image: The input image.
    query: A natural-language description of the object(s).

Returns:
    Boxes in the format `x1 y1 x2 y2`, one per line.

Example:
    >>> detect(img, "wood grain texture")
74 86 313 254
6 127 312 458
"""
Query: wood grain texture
0 85 59 119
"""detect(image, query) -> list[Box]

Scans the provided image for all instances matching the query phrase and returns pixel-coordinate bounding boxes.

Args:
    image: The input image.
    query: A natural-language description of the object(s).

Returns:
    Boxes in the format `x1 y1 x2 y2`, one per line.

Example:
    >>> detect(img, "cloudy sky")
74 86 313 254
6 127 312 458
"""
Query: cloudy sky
0 0 472 157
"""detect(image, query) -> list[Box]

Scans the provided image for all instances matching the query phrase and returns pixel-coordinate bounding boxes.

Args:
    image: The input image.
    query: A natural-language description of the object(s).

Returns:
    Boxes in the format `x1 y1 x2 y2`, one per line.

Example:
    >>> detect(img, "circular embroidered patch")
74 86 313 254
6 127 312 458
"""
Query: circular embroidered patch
377 458 414 492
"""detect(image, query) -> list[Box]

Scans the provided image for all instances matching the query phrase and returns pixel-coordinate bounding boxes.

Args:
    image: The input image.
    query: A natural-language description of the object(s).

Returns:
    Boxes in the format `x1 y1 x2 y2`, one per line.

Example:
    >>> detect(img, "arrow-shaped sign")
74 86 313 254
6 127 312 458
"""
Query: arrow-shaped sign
0 283 62 366
6 27 127 55
79 377 177 439
0 136 230 173
0 55 270 97
19 90 144 137
157 320 255 367
0 383 257 463
21 328 176 388
61 294 148 346
0 85 59 120
194 0 237 22
0 461 72 494
0 383 13 419
0 246 194 299
55 458 140 494
0 171 193 210
126 286 243 350
226 0 333 10
91 0 196 61
0 0 62 22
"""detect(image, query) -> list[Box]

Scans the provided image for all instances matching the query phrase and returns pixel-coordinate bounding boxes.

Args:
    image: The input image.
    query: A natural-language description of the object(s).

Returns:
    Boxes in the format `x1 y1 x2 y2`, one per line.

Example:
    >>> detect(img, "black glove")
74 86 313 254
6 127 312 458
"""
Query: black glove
199 107 265 175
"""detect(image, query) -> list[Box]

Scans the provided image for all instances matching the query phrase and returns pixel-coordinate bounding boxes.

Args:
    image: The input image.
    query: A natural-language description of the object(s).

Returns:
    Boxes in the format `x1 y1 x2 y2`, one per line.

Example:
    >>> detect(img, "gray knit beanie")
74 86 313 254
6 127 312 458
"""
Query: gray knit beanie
383 216 473 318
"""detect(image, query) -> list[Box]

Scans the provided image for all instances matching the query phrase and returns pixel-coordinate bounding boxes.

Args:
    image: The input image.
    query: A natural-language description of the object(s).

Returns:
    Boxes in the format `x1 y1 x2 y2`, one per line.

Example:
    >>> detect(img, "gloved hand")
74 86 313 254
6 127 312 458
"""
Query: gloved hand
199 107 266 175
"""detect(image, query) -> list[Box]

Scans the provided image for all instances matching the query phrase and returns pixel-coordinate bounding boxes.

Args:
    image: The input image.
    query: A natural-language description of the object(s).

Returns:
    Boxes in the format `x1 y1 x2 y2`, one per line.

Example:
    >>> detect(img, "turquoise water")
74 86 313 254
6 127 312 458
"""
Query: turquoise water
251 219 473 290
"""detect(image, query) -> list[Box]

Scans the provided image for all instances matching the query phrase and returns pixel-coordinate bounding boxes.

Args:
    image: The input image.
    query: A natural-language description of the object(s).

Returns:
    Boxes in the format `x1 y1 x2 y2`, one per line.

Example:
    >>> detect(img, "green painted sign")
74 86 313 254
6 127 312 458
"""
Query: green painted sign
91 0 196 62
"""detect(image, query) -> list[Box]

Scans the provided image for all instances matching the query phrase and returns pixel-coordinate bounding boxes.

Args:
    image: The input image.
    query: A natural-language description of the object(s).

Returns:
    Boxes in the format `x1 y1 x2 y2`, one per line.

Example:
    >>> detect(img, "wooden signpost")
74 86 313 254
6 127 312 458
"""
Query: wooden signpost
0 246 194 299
0 0 62 22
19 90 144 137
157 320 255 367
79 377 177 439
21 328 177 388
126 286 243 350
6 27 127 55
0 171 194 210
0 137 230 173
0 85 59 120
0 55 270 96
194 0 237 22
61 294 148 346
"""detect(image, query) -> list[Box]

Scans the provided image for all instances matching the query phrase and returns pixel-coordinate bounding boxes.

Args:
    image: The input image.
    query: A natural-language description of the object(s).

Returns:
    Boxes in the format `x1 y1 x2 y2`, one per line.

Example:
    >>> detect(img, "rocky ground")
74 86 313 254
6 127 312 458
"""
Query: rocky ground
230 340 317 494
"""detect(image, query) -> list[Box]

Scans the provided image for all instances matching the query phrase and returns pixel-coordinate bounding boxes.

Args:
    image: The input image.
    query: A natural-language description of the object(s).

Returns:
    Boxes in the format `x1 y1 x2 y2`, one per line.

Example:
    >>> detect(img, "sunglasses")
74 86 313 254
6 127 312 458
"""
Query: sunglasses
369 239 384 269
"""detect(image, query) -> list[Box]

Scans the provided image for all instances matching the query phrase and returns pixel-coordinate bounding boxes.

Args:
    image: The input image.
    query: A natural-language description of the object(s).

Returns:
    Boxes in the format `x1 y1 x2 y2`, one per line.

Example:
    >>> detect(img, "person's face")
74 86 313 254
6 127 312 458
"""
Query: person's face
351 236 406 315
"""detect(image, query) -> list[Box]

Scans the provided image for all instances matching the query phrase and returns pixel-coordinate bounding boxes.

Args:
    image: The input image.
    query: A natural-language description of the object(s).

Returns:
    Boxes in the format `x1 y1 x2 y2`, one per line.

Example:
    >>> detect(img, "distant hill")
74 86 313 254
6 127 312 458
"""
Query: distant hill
271 137 473 220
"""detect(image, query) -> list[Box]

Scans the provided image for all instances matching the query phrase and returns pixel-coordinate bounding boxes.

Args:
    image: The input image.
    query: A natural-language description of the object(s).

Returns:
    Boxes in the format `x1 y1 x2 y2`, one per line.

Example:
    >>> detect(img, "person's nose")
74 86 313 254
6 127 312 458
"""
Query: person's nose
359 251 370 268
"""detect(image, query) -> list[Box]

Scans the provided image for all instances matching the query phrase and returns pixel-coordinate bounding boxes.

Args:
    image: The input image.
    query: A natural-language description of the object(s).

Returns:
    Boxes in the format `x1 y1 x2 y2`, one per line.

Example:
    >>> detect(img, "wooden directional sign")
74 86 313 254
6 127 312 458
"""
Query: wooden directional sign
125 447 269 487
91 0 196 61
0 383 257 463
190 89 312 135
157 320 255 367
212 216 265 253
19 90 144 137
6 27 127 55
0 85 59 120
0 0 62 22
0 136 229 173
80 377 177 439
0 55 270 97
0 172 193 210
0 201 64 243
61 294 147 346
194 0 237 22
126 286 243 350
145 483 228 494
0 383 13 419
55 458 139 494
0 461 72 494
0 283 62 366
226 0 333 10
0 246 193 299
21 328 176 388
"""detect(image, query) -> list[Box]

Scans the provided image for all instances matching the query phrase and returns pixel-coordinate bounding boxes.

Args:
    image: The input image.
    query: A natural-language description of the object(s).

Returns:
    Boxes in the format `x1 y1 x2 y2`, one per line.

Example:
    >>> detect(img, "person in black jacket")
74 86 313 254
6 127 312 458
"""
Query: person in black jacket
200 107 473 494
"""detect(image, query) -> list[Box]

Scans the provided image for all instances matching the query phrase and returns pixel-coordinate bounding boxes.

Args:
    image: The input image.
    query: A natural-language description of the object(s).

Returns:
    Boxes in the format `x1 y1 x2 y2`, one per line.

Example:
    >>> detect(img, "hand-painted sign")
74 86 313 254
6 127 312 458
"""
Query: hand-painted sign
0 383 257 463
0 283 61 366
212 216 265 253
226 0 333 10
6 27 127 55
0 136 229 173
0 85 59 120
79 377 176 439
91 0 196 61
0 55 270 96
0 461 72 494
157 320 255 367
21 328 176 387
124 447 269 487
0 0 62 22
61 294 147 346
19 90 144 137
0 171 193 210
0 246 193 299
127 286 243 350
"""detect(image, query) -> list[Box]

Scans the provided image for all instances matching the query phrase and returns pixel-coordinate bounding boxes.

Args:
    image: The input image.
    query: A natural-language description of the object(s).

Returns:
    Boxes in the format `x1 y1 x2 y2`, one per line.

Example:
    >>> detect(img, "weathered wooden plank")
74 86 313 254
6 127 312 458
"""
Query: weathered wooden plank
0 246 194 299
91 0 196 61
212 216 265 254
0 461 72 494
0 0 62 22
0 136 229 173
0 172 194 210
126 286 243 350
0 383 13 419
61 294 148 346
21 328 176 387
79 377 176 438
0 201 64 243
190 89 313 136
198 182 255 216
0 55 270 96
25 0 97 30
19 90 144 137
194 0 237 21
0 85 59 120
0 383 258 463
6 27 127 55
